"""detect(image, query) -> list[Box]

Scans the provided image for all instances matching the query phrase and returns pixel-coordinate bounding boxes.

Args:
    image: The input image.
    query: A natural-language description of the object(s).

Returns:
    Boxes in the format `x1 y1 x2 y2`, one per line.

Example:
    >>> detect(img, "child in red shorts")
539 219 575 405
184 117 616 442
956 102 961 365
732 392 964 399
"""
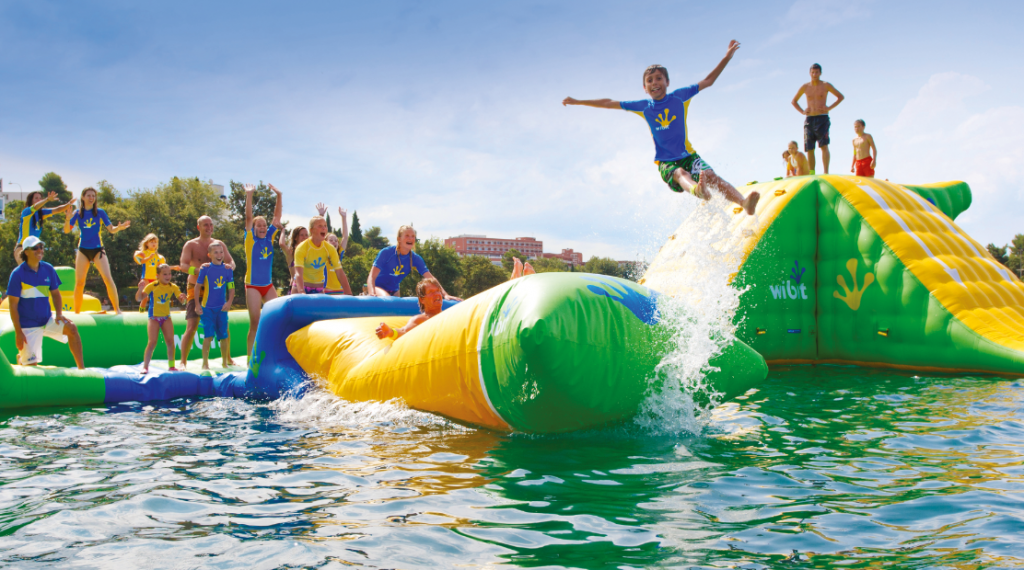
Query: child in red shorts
851 119 877 177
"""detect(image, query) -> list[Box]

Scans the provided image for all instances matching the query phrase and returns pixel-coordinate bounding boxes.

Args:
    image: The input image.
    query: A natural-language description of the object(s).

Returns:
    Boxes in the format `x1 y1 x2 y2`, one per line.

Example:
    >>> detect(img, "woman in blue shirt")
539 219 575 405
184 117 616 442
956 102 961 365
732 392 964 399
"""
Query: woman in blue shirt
367 225 459 300
13 191 74 264
63 187 132 314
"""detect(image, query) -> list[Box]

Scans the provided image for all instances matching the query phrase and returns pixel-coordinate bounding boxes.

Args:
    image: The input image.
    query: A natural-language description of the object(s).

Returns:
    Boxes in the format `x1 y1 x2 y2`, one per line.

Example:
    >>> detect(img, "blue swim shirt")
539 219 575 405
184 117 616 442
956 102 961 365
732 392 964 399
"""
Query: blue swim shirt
244 225 280 286
197 263 235 308
7 261 61 328
373 246 428 293
620 84 700 163
69 208 112 249
18 207 56 245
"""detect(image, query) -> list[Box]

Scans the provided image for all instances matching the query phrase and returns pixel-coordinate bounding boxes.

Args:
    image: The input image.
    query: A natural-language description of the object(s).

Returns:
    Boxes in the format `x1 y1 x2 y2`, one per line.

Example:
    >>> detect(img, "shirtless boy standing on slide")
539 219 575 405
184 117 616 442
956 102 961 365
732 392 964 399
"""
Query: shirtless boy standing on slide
851 119 877 177
791 63 844 174
563 40 759 215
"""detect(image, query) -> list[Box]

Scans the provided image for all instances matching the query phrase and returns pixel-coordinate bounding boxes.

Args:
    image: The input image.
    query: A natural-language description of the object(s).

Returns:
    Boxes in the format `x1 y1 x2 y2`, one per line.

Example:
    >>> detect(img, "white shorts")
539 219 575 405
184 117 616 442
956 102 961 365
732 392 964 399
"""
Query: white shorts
18 317 68 366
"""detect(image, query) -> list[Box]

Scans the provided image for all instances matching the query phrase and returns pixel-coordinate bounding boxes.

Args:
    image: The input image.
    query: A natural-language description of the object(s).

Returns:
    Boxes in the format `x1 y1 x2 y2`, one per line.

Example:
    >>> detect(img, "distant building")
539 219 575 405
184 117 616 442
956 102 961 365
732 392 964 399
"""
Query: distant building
445 235 544 265
542 248 584 267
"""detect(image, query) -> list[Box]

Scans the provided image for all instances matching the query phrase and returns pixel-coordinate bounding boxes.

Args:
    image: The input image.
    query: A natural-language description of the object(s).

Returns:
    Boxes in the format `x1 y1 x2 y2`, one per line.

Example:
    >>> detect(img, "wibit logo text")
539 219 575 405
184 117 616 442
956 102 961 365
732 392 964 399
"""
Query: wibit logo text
769 260 808 300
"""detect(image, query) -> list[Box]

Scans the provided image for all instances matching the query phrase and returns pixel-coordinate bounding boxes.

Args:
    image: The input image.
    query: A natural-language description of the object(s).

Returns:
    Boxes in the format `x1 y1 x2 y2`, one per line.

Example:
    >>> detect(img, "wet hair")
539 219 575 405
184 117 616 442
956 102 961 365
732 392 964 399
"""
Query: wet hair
79 187 99 217
24 191 45 228
137 233 159 255
855 119 866 127
397 224 417 244
289 226 308 251
811 63 822 72
416 277 441 311
643 65 669 85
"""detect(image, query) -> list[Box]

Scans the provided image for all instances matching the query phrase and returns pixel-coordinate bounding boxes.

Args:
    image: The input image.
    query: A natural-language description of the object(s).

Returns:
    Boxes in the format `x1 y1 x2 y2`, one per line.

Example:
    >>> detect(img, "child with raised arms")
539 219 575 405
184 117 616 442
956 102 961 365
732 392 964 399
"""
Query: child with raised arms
242 183 282 355
562 40 759 215
292 215 351 295
134 234 180 313
195 242 235 370
136 263 186 374
368 225 459 299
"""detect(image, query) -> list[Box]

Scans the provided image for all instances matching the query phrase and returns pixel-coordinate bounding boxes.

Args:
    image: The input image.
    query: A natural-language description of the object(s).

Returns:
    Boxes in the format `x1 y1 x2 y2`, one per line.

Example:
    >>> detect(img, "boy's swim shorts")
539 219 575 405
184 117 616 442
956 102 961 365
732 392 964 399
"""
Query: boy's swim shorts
658 153 711 195
854 156 875 177
804 115 831 151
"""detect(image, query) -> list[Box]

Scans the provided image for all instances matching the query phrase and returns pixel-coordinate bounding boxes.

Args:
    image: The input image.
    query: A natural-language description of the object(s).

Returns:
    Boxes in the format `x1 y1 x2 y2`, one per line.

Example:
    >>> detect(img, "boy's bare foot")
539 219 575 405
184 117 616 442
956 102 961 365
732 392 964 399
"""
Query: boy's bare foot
202 364 210 371
511 257 524 280
694 180 711 200
743 191 761 215
523 262 535 275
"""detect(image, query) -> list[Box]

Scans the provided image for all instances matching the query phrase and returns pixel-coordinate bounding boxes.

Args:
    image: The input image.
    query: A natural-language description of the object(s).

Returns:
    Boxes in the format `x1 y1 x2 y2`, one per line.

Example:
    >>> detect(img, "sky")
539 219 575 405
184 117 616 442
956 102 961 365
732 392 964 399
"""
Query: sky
2 0 1023 261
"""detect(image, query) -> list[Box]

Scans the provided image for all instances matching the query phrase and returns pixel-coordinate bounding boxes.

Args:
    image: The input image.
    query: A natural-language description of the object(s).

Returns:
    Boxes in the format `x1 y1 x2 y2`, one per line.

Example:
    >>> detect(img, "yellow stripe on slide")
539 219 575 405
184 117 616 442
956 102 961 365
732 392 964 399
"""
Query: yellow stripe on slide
825 175 1024 351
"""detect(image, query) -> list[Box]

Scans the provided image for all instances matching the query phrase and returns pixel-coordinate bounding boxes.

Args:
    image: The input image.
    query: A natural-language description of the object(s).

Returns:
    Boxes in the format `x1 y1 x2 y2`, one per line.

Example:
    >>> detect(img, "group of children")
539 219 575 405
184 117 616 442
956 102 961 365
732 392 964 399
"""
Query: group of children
783 119 877 178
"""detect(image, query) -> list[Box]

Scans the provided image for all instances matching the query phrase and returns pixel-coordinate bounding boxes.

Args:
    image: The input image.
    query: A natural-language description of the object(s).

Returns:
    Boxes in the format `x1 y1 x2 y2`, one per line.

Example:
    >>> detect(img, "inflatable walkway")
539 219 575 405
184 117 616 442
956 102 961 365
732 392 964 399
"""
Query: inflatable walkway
642 175 1024 376
251 273 768 434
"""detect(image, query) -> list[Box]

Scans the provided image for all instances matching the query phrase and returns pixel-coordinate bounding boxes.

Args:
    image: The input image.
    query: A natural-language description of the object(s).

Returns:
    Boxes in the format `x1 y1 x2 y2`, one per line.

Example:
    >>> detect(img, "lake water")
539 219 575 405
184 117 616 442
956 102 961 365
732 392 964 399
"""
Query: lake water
1 365 1021 569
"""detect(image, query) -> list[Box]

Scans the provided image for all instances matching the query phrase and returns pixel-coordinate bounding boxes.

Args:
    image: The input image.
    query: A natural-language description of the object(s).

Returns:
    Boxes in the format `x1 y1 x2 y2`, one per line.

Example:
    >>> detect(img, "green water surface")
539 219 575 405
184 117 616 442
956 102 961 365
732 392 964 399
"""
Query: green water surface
0 366 1021 569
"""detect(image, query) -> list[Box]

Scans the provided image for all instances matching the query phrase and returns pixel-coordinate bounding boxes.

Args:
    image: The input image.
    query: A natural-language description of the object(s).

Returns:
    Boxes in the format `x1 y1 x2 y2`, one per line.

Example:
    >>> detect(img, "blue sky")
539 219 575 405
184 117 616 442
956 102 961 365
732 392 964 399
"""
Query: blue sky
2 0 1023 260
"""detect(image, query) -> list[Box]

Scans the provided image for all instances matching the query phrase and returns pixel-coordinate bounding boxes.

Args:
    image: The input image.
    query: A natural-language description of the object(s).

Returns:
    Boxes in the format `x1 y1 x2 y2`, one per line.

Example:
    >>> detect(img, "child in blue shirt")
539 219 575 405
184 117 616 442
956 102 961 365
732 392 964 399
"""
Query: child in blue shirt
195 242 235 370
562 40 759 215
368 225 459 300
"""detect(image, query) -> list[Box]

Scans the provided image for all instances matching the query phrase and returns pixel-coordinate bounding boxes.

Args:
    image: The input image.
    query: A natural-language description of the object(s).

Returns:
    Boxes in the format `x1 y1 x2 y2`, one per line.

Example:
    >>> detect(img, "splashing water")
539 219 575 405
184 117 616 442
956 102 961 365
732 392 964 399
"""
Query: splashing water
271 386 469 433
634 193 749 436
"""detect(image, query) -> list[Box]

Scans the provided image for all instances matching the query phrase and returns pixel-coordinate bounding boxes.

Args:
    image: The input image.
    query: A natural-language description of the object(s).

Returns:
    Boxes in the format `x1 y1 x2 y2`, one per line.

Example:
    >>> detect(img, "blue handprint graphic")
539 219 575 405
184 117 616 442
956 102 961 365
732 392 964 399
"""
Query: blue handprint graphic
789 260 806 284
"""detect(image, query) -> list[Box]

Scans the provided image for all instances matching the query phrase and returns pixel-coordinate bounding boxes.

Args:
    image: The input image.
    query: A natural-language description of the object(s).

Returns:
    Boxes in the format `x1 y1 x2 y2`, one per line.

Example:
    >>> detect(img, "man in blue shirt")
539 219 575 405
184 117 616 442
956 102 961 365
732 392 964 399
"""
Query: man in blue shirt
7 236 85 368
562 40 759 216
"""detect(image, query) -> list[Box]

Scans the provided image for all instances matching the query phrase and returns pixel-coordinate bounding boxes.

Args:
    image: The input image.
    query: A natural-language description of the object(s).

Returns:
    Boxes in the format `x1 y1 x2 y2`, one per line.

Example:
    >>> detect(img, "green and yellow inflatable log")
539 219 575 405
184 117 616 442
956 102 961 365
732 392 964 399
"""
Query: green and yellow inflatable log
281 273 767 433
642 174 1024 376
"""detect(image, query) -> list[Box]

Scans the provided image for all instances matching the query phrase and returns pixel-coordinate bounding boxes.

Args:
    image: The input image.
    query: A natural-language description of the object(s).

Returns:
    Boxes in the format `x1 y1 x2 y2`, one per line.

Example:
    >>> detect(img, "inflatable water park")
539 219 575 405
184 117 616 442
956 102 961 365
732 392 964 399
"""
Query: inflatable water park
2 175 1021 432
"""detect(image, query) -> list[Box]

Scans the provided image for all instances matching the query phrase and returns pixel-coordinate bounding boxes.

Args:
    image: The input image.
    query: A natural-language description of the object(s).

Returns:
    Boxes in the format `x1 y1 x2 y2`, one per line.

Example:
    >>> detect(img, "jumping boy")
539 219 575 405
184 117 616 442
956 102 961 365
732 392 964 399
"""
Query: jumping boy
851 119 877 177
194 242 235 370
562 40 759 215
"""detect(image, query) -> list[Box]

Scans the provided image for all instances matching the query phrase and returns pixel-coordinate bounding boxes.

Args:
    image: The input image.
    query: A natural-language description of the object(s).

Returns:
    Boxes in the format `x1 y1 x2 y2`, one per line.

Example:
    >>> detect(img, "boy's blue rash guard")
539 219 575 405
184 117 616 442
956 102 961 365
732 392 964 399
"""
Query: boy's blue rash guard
197 263 235 308
69 209 113 248
620 84 700 162
372 246 428 292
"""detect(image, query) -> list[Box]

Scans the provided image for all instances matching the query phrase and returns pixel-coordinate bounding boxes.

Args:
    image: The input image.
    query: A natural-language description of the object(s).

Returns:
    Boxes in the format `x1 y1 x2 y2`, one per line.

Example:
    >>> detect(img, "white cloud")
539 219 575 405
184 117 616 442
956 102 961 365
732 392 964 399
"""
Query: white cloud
883 73 1024 245
767 0 872 45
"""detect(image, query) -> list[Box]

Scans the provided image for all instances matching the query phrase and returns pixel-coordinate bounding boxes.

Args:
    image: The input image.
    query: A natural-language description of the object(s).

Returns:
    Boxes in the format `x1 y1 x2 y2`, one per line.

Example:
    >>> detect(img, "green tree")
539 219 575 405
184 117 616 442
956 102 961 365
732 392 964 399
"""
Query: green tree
39 172 73 203
400 238 462 297
458 255 507 298
342 246 379 295
528 256 568 273
350 211 363 244
987 243 1009 266
1008 234 1024 278
583 256 622 278
96 180 120 206
363 226 390 250
501 248 528 273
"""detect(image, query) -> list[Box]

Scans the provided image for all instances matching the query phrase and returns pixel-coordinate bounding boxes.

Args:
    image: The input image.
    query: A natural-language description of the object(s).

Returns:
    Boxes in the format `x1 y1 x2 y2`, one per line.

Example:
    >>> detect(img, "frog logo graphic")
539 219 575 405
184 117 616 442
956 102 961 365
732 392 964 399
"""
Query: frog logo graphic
582 275 659 325
655 109 676 130
214 276 225 288
834 258 874 311
158 293 171 304
391 262 406 277
82 218 96 229
259 246 271 260
310 258 326 270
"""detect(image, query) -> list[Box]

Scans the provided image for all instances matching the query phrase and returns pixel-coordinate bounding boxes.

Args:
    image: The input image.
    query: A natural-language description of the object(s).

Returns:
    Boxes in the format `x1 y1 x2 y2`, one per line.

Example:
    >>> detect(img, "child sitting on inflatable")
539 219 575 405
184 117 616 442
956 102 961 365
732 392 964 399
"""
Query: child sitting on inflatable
562 40 759 215
64 187 132 314
292 216 351 295
136 263 186 373
14 191 74 264
367 225 459 299
134 234 181 313
787 141 810 176
243 183 283 355
195 242 235 370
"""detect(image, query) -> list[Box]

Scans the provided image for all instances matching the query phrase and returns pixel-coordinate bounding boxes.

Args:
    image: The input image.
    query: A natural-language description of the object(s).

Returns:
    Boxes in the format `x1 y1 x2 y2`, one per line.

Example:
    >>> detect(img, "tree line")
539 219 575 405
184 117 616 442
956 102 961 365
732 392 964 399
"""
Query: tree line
1 173 637 305
987 236 1024 279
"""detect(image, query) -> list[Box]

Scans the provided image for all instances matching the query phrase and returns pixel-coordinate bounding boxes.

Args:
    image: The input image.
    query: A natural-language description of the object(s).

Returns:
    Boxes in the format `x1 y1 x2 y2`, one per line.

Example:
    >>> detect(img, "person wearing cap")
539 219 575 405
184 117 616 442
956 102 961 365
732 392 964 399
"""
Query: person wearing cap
7 236 84 368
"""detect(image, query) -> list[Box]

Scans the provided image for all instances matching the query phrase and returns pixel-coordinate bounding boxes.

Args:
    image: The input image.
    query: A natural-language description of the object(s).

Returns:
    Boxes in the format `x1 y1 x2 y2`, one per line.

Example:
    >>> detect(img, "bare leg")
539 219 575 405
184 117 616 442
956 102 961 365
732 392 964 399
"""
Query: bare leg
202 337 212 370
523 262 535 275
373 287 393 297
701 170 760 215
181 316 199 368
162 319 176 368
672 169 710 200
143 319 159 372
73 252 89 314
93 254 121 314
245 287 265 356
821 144 830 174
220 338 230 368
808 149 817 174
62 320 84 369
510 257 523 280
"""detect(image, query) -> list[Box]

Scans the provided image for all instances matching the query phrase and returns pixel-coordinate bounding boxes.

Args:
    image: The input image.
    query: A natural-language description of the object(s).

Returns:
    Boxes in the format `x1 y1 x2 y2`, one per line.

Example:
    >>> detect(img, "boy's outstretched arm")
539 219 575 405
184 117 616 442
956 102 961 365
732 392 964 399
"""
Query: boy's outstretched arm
562 97 621 109
698 40 740 91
